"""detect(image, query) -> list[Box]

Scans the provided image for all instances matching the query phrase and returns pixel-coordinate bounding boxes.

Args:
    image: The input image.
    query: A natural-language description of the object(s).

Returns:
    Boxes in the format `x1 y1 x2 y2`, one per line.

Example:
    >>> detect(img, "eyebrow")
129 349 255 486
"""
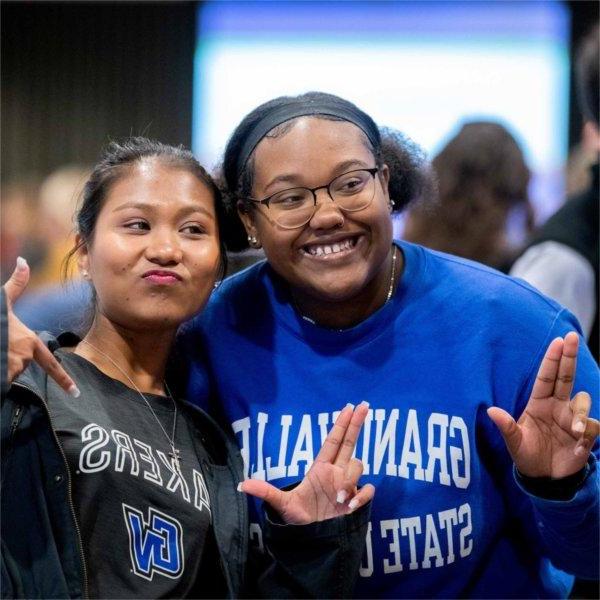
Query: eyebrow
263 159 373 193
112 201 214 220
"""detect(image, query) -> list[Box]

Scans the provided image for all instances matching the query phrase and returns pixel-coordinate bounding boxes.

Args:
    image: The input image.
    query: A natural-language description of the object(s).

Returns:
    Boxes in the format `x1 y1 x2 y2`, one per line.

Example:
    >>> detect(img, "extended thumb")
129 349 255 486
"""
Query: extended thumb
4 257 30 304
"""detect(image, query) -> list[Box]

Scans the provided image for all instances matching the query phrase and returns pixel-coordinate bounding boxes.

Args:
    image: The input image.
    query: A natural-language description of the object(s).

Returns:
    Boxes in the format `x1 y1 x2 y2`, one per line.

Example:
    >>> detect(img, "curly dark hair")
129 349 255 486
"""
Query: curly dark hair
218 92 431 251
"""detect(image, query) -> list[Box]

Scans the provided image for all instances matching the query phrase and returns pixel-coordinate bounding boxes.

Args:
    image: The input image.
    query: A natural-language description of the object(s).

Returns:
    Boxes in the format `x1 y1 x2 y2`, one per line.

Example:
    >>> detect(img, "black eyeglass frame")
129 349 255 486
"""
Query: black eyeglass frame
247 167 380 216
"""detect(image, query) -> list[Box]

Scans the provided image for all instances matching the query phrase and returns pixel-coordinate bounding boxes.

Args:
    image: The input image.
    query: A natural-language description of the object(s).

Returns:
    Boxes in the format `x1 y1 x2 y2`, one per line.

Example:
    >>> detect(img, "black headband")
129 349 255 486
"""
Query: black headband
236 99 380 176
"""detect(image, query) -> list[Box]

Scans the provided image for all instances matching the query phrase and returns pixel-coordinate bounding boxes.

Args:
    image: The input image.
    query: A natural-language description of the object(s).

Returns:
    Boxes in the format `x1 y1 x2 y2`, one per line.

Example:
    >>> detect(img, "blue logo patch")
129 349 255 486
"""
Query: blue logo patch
123 504 184 581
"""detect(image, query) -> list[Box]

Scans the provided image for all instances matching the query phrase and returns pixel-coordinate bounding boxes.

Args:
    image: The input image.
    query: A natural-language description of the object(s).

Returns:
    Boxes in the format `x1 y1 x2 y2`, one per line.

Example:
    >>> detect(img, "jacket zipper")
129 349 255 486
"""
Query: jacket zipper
12 382 89 599
9 406 22 441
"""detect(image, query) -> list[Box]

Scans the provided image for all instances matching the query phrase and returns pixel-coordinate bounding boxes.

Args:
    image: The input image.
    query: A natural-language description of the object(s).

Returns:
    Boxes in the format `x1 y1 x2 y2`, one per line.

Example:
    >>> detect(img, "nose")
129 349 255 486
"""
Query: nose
144 229 183 266
308 188 345 229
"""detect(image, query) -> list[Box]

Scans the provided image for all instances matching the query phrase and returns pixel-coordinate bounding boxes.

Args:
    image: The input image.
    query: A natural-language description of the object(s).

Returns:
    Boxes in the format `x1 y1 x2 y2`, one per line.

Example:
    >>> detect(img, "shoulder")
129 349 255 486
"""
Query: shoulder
185 260 273 333
400 241 580 340
406 241 562 311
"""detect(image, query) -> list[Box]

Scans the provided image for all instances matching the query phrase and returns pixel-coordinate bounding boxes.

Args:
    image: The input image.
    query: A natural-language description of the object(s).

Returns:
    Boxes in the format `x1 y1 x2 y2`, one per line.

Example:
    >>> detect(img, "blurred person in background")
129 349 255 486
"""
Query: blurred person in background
0 179 46 283
27 164 90 290
12 164 93 333
403 121 533 272
511 25 599 362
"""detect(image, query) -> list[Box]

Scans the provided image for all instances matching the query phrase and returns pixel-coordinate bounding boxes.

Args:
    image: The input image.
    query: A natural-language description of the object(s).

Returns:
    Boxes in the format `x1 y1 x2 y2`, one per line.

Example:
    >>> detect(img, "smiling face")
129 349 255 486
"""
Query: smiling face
78 159 221 333
239 117 394 314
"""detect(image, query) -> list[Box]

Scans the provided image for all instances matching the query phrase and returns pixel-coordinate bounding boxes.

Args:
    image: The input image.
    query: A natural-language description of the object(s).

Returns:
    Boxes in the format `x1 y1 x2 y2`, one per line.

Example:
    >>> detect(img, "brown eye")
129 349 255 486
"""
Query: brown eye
125 220 150 231
181 224 206 235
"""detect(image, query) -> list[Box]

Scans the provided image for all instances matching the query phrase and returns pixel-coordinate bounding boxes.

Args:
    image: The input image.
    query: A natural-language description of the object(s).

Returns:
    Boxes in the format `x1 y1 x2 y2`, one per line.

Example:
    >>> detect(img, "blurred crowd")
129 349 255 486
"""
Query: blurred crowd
3 121 595 289
1 165 90 288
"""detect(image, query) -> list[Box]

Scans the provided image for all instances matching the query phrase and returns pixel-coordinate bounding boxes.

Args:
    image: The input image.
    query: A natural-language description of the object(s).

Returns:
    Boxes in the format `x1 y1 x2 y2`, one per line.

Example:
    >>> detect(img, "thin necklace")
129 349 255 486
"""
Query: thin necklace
386 245 398 302
79 338 181 471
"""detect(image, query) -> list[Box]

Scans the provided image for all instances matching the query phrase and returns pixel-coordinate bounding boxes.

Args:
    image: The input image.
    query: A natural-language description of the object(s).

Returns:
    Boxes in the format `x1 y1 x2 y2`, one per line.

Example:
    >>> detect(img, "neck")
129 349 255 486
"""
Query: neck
75 317 177 395
291 245 402 330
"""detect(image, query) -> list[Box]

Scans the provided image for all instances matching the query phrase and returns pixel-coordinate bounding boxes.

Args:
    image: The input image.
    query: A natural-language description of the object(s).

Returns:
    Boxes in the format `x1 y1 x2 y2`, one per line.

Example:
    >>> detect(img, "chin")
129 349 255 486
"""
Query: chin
304 279 366 303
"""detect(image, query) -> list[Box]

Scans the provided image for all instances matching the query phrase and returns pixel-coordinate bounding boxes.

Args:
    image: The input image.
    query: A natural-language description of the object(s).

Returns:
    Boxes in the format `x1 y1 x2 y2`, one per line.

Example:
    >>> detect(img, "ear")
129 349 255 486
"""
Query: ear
237 200 258 239
76 235 91 280
379 164 392 210
380 164 390 192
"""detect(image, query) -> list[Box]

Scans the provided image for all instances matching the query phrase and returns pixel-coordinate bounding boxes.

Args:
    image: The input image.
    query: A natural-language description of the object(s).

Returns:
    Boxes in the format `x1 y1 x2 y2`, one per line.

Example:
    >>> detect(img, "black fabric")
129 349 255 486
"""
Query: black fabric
0 329 371 599
516 463 591 501
526 163 599 361
48 351 213 599
236 98 381 176
1 289 7 399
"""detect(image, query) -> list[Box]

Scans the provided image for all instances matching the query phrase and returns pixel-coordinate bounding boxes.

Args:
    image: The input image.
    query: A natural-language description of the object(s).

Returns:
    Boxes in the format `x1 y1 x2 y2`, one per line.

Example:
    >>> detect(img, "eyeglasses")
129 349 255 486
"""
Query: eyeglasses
248 167 379 229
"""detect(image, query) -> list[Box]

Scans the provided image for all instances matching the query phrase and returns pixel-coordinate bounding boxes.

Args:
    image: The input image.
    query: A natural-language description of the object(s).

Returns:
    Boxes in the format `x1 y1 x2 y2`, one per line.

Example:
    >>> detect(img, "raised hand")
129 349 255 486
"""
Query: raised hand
3 258 79 396
239 402 374 524
488 332 599 479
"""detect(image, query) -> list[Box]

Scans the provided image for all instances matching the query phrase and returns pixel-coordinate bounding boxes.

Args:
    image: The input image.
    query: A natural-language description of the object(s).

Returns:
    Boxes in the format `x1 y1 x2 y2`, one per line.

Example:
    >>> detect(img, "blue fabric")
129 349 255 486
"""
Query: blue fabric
183 240 599 599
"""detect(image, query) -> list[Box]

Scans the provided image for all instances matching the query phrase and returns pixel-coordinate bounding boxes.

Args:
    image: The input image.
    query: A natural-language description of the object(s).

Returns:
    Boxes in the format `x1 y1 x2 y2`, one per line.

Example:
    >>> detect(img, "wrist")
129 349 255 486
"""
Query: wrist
515 462 591 501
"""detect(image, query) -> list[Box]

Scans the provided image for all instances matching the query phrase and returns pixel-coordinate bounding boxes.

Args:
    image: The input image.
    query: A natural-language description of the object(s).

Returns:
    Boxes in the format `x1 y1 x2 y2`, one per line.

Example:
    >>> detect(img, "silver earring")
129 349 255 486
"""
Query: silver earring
248 234 260 248
388 199 395 212
81 270 89 279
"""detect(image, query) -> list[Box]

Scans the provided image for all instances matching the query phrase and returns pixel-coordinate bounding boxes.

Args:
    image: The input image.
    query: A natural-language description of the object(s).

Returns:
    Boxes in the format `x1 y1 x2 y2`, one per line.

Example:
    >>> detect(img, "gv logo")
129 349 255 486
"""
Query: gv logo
123 504 184 581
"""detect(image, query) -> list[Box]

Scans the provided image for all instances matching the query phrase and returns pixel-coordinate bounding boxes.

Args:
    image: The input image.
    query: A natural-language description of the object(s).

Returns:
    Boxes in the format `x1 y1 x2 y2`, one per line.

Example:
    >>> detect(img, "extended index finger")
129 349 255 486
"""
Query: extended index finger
553 331 578 401
33 340 80 397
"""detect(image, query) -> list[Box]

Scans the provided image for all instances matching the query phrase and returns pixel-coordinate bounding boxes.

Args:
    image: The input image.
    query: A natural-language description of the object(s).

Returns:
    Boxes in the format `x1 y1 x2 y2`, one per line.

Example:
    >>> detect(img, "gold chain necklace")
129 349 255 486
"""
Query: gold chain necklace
386 245 398 302
79 338 181 470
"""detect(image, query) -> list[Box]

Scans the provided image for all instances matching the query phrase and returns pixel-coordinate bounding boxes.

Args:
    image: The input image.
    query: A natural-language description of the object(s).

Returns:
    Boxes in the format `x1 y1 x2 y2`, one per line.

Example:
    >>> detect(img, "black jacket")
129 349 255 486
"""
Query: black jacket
0 291 370 599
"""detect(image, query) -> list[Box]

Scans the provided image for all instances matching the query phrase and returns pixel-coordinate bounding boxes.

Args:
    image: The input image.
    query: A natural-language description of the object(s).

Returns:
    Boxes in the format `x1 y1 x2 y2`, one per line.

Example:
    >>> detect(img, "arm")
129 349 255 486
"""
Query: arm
242 403 374 598
488 330 599 578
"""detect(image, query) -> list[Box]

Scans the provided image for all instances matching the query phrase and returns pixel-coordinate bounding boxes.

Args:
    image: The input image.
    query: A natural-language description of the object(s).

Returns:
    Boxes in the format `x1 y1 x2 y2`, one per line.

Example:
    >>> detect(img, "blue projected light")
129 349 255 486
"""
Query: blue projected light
193 1 570 222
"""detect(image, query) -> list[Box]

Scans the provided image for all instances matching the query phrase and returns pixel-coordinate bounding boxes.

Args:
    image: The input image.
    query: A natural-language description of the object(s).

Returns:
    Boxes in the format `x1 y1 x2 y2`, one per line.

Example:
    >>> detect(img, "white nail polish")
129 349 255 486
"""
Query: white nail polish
336 490 348 504
68 385 81 398
348 498 359 511
360 401 370 409
345 403 354 410
236 482 243 492
573 420 585 433
16 256 27 271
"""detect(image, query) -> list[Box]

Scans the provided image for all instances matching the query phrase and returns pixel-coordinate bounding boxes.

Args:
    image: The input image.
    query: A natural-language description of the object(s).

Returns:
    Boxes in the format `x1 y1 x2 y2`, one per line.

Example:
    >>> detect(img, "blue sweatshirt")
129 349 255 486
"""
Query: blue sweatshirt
183 241 599 599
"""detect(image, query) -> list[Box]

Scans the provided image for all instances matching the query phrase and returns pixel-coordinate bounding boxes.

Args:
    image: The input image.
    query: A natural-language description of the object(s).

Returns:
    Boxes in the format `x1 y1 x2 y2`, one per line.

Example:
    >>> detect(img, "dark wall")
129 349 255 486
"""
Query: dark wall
1 1 197 183
2 1 597 184
567 0 600 147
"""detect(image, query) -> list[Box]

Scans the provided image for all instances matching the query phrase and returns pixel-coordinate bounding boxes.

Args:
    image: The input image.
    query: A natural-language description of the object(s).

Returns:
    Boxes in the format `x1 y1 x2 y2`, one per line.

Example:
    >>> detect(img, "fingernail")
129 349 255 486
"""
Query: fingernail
236 482 243 492
573 420 586 433
68 385 81 398
345 403 354 410
348 498 359 512
574 444 587 457
360 401 370 409
336 490 348 504
16 256 27 271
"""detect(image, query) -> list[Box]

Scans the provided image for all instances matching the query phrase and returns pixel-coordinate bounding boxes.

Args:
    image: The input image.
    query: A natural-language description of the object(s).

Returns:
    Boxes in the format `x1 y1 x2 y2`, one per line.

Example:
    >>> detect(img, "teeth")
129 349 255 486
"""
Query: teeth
306 238 355 257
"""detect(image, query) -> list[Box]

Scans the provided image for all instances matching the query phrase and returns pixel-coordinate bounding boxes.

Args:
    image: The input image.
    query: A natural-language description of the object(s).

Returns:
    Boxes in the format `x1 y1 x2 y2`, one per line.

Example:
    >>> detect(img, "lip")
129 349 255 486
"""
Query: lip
300 233 364 260
142 270 183 285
